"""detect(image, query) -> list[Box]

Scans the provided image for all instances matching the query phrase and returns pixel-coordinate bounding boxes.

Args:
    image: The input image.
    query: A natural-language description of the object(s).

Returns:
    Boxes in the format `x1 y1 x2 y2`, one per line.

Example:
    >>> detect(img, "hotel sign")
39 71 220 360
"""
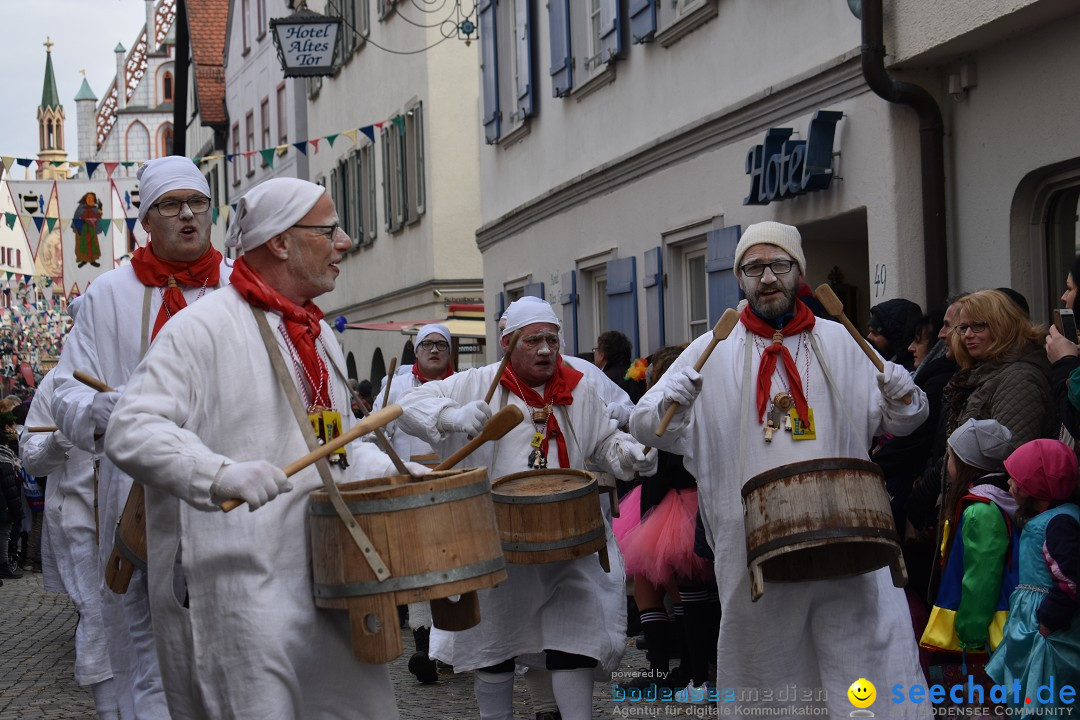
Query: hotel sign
744 110 843 205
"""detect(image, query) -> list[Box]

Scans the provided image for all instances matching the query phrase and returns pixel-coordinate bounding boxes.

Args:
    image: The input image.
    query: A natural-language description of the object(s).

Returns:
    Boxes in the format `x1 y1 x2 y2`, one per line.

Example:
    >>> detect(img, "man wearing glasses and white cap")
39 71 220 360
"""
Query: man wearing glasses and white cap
106 177 407 719
370 322 455 684
51 155 230 719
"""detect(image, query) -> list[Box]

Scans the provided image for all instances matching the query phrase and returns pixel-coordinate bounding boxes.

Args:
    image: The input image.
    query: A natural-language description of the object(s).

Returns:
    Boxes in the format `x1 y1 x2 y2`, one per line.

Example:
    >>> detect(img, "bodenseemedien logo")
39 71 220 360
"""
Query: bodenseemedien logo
848 678 876 717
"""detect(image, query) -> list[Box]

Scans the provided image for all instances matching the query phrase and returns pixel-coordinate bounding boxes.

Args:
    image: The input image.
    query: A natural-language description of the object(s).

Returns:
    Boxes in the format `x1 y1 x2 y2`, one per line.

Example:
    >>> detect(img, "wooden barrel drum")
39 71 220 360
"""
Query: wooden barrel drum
741 457 907 601
309 467 507 664
491 469 609 570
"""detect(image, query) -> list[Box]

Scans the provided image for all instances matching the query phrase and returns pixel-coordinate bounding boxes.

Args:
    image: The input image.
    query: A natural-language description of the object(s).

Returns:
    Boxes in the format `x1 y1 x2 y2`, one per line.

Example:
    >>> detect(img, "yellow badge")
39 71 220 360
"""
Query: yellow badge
789 407 816 440
530 431 544 448
309 409 347 463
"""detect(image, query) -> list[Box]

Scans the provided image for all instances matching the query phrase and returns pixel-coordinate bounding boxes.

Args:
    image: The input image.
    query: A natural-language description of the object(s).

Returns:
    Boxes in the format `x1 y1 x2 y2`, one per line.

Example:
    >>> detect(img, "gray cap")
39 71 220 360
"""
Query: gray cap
947 419 1014 471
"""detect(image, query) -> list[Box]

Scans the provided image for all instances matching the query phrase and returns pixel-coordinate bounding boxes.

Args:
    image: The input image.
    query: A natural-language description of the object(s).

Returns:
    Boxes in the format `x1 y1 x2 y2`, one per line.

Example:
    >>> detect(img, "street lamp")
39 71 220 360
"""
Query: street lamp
270 6 343 77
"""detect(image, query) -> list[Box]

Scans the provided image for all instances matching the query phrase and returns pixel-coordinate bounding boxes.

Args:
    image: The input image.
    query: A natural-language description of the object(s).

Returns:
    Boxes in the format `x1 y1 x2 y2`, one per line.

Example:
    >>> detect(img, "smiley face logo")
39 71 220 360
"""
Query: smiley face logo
847 678 876 715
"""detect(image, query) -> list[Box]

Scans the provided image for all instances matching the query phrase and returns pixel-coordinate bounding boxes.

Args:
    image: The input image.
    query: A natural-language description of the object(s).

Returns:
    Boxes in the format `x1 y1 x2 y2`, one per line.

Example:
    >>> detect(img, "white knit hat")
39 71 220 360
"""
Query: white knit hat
733 221 806 277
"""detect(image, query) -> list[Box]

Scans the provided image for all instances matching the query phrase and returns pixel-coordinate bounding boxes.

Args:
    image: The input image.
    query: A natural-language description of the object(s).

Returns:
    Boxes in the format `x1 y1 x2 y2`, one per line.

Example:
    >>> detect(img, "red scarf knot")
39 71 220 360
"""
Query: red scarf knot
130 242 223 339
499 356 583 468
739 300 816 426
411 363 454 384
230 257 331 407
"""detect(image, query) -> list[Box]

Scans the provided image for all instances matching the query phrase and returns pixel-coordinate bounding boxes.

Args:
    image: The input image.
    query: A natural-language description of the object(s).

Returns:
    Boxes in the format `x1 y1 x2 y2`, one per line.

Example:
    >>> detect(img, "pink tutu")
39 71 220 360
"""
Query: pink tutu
613 485 642 543
618 488 709 585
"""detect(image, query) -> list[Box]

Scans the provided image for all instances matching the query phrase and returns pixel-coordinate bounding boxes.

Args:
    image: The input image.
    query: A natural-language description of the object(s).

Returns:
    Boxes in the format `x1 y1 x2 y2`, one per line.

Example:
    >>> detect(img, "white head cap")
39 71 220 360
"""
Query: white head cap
733 221 806 277
416 323 451 344
136 156 211 224
224 178 326 252
501 297 560 337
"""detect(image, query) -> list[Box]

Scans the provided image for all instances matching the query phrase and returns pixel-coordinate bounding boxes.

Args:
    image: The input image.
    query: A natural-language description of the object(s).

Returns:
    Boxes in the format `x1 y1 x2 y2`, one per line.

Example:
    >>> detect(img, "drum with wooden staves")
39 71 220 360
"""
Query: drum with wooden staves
309 467 506 664
741 457 907 601
490 469 610 571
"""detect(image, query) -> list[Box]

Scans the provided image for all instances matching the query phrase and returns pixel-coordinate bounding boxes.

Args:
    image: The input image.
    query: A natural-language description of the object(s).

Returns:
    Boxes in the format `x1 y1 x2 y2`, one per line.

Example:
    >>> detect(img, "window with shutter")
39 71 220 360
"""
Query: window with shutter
706 226 743 326
606 256 639 358
547 0 573 97
559 270 579 355
629 0 656 44
644 247 665 354
479 0 501 143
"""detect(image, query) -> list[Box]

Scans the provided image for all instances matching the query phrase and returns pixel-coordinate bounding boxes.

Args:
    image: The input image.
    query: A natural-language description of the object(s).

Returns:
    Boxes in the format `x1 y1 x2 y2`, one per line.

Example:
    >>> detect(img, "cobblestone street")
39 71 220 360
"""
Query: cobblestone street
0 573 693 719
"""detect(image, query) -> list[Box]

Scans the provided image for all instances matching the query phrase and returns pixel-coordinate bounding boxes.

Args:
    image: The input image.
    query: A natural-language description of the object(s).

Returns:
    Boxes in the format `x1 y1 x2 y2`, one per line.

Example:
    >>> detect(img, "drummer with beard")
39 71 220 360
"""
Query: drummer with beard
629 221 932 717
395 297 657 720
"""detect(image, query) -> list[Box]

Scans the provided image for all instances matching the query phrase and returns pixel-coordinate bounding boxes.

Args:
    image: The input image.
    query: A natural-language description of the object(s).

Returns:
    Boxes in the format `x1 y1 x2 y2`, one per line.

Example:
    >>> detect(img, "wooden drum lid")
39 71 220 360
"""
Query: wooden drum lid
741 457 907 601
309 467 507 664
490 469 610 571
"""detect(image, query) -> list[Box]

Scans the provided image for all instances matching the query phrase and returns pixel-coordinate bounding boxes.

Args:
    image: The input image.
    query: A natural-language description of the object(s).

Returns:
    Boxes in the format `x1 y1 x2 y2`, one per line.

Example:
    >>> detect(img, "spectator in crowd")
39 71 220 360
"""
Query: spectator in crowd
986 439 1080 710
0 408 23 580
594 330 645 404
867 298 923 371
1044 255 1080 439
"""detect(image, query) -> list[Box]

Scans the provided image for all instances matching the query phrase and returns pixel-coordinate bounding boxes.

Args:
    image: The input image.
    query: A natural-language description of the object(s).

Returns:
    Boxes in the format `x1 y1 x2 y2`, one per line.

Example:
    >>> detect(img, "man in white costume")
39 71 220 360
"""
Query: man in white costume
630 221 932 718
371 322 453 684
396 297 657 720
21 359 119 718
50 156 231 719
105 177 408 719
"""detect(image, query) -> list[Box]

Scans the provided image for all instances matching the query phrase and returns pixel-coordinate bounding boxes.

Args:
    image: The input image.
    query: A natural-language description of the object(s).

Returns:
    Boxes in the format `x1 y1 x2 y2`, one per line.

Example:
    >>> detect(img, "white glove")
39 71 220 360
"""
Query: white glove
607 401 631 428
662 367 702 408
435 400 492 436
91 388 124 433
877 361 916 403
618 442 658 477
210 461 292 511
403 461 432 478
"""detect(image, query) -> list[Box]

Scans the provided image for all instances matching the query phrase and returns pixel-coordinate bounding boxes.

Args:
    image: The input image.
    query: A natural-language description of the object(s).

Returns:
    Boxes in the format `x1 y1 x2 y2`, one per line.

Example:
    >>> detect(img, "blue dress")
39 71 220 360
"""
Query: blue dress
985 503 1080 708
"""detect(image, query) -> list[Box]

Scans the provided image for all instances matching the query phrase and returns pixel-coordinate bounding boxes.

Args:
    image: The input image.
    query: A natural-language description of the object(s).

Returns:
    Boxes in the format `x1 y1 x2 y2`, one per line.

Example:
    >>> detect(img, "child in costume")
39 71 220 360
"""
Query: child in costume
985 438 1080 709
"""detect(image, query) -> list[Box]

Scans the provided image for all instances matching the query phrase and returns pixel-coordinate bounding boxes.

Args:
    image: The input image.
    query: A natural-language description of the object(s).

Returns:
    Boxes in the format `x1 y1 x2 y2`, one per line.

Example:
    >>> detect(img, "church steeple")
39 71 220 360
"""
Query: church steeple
37 37 69 179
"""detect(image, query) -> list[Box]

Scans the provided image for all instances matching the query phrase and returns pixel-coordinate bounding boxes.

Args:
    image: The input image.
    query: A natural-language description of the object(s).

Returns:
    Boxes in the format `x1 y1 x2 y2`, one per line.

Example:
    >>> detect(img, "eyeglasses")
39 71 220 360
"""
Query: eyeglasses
152 196 211 217
418 340 449 352
293 223 342 242
521 332 561 349
955 322 989 335
739 260 795 278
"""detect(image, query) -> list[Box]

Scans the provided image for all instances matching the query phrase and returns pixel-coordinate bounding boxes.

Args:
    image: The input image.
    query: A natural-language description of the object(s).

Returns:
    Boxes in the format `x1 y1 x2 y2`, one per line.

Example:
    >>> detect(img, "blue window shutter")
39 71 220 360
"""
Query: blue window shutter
548 0 573 97
523 282 545 299
643 247 665 355
493 291 505 322
599 0 623 62
559 270 579 355
628 0 656 44
479 0 501 143
515 0 535 119
706 226 743 327
606 256 640 358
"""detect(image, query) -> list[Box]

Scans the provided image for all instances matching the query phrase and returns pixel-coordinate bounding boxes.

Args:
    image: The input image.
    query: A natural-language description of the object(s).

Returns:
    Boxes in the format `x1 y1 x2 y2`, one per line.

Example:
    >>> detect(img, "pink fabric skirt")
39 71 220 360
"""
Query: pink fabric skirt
613 485 642 543
617 487 709 586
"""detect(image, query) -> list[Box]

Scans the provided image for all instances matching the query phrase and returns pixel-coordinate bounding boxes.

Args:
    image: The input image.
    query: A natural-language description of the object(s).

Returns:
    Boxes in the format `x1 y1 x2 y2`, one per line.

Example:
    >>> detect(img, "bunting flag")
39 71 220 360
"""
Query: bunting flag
293 141 308 155
392 115 406 133
343 129 359 145
360 125 375 144
326 133 339 148
211 206 219 225
310 138 321 154
258 148 276 168
3 214 14 231
1 157 14 172
16 158 32 168
85 162 101 179
104 162 119 178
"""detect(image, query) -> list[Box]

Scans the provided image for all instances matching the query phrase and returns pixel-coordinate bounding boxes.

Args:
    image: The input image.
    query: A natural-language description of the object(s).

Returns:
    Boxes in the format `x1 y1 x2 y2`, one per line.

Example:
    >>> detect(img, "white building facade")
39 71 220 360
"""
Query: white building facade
472 0 1080 360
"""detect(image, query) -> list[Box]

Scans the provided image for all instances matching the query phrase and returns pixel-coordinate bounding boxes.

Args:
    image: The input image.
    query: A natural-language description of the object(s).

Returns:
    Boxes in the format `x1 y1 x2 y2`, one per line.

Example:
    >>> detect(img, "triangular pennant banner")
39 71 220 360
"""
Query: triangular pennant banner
293 142 308 156
258 148 276 168
20 217 35 236
230 203 238 214
373 121 385 130
51 161 64 167
360 125 375 144
45 217 57 233
113 218 126 233
1 157 14 171
220 205 230 224
192 156 203 165
16 158 33 168
326 133 339 147
105 162 119 177
125 217 137 233
32 216 44 232
211 206 219 225
310 138 321 154
85 161 100 178
3 214 14 231
72 218 85 234
121 161 135 168
96 218 111 236
343 129 358 145
392 115 406 133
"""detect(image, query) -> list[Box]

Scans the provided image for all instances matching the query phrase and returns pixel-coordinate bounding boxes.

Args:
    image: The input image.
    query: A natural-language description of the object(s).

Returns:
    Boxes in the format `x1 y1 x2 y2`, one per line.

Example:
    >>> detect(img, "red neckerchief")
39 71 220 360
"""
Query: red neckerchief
499 356 583 468
740 299 816 425
230 257 330 407
411 363 453 384
129 242 222 340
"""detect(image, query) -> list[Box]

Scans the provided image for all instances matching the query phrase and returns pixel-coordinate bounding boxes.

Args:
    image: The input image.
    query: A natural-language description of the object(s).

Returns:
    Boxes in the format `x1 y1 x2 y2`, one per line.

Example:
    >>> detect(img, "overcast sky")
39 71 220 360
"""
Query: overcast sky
0 0 149 165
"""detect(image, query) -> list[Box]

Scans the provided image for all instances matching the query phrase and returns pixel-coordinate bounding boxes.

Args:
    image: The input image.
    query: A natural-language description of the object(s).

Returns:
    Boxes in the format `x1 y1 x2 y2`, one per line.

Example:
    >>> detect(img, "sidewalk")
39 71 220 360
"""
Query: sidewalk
1 572 677 719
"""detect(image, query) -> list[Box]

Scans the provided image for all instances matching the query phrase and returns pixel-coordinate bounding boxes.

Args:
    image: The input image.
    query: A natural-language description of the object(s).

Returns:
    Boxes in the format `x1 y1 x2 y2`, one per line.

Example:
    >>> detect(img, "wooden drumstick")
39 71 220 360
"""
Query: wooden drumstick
220 404 404 512
74 370 114 393
484 329 522 404
26 426 58 433
344 380 409 475
381 357 398 408
656 308 740 437
432 406 524 471
814 283 912 405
